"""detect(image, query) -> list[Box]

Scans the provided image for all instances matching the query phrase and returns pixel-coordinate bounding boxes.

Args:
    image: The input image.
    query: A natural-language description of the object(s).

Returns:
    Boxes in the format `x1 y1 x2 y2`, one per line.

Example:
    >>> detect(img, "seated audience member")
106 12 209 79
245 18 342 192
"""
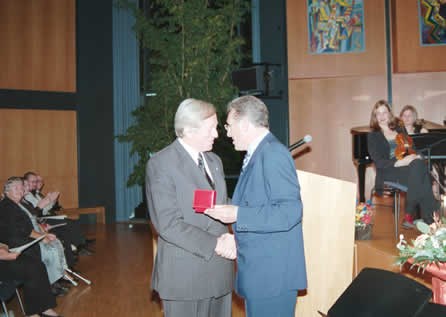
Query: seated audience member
23 172 90 255
400 105 445 201
36 175 63 212
0 177 70 296
0 244 61 317
367 100 440 228
21 179 77 268
23 172 59 216
399 105 429 135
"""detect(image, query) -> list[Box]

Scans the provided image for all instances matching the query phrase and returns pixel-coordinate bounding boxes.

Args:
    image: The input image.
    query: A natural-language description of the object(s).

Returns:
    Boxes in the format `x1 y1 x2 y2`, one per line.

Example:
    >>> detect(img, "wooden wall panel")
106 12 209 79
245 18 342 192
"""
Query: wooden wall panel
286 0 386 78
0 0 76 92
0 109 78 208
289 76 387 198
392 0 446 73
392 72 446 121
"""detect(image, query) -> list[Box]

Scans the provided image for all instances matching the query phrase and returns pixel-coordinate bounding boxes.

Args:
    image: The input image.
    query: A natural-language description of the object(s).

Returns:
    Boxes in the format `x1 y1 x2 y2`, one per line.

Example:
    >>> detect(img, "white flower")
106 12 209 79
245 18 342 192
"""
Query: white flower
431 236 440 249
413 234 429 248
435 228 446 236
397 234 407 250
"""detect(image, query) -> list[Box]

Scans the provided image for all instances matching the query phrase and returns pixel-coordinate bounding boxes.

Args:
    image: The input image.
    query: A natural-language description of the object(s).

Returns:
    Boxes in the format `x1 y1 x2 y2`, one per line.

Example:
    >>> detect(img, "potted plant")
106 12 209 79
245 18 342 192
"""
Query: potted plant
355 200 374 240
397 214 446 305
117 0 249 187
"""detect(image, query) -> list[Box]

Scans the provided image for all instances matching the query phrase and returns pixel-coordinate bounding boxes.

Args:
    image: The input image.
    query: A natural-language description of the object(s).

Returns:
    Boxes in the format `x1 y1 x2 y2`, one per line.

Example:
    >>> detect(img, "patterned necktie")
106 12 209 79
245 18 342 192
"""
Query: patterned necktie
241 152 251 173
198 153 215 189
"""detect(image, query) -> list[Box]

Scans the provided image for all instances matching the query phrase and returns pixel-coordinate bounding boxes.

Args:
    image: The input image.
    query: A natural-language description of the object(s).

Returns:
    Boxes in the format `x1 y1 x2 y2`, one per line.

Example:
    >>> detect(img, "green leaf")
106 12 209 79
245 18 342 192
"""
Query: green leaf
416 221 431 234
116 0 249 187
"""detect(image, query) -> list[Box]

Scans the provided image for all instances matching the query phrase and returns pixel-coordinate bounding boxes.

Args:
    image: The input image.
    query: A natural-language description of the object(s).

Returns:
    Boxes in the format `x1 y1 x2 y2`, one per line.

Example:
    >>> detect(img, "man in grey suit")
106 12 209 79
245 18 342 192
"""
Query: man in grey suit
146 98 235 317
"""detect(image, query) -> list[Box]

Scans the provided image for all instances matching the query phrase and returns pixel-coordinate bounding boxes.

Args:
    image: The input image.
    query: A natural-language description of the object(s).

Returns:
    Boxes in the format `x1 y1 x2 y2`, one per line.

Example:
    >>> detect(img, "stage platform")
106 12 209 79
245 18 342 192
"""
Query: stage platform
355 195 434 288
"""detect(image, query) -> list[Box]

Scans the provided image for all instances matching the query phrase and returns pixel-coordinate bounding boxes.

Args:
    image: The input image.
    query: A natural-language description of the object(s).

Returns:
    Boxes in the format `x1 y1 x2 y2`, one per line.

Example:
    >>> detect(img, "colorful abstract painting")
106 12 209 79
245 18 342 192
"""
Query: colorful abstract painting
307 0 365 54
418 0 446 46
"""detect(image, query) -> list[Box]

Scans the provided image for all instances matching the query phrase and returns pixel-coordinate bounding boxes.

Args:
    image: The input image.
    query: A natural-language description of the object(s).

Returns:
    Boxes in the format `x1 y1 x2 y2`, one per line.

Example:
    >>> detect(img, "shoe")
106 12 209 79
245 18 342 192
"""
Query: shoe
85 238 96 244
78 247 94 256
402 220 415 229
56 278 73 288
51 286 67 297
402 214 416 229
51 283 69 297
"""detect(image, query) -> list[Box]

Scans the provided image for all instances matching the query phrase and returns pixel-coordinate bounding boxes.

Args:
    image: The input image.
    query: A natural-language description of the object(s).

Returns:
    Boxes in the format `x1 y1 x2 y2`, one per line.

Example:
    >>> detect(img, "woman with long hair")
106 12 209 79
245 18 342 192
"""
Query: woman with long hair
367 100 439 228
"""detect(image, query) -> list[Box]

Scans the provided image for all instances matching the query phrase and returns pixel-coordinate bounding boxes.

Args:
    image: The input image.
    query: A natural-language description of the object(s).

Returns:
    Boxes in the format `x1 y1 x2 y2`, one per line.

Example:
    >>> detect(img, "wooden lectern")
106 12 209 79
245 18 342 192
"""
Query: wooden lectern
295 170 357 316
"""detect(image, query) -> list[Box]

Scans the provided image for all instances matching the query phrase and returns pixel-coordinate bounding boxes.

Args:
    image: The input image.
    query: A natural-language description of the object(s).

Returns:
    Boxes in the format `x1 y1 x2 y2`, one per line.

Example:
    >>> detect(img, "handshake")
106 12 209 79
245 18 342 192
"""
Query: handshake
215 233 236 260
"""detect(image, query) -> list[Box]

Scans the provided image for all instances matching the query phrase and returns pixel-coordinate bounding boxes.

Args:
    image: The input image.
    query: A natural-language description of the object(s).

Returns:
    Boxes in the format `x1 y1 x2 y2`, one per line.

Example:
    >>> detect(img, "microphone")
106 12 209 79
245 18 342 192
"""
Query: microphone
288 135 312 152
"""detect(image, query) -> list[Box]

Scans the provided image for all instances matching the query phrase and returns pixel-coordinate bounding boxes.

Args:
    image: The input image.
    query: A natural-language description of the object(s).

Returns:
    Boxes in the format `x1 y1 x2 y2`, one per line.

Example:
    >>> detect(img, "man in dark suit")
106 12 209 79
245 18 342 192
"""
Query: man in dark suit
206 95 307 317
146 98 235 317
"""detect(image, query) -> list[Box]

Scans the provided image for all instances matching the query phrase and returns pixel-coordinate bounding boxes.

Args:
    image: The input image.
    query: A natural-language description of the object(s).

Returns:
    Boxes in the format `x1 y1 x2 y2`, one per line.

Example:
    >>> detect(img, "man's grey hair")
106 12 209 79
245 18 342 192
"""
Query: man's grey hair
174 98 216 137
226 95 269 128
2 176 23 200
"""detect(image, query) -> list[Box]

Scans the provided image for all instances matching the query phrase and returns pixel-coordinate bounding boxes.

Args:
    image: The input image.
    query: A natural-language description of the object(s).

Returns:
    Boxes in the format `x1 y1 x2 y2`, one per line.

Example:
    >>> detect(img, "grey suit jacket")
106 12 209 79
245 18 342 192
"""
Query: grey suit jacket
146 139 234 300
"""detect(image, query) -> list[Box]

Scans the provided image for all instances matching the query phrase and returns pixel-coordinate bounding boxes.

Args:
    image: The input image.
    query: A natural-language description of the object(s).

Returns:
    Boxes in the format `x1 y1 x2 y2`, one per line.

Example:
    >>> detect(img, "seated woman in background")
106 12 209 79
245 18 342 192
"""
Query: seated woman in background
400 104 444 201
0 177 70 297
399 104 428 135
367 100 439 228
0 244 61 317
0 177 62 316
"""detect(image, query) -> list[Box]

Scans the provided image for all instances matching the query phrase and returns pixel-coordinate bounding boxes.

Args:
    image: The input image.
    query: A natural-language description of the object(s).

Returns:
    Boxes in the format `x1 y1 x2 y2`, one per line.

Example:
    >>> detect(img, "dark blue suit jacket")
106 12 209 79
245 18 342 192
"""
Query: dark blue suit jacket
232 132 307 299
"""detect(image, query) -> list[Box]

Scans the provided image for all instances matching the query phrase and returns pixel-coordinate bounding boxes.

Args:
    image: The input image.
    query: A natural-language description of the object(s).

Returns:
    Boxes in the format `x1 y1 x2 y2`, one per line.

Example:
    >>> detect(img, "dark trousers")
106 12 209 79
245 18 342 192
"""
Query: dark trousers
0 254 56 315
47 218 86 247
382 159 439 223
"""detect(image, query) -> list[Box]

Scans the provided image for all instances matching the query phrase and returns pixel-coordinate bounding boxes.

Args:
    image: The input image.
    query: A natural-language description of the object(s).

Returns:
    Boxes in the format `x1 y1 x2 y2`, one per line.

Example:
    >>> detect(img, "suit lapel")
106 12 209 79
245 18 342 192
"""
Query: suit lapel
233 133 272 203
173 140 213 190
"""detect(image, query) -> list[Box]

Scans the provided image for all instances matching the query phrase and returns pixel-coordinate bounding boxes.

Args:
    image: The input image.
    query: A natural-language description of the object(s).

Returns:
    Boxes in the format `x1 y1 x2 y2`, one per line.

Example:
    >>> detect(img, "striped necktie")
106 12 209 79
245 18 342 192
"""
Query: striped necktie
241 152 251 172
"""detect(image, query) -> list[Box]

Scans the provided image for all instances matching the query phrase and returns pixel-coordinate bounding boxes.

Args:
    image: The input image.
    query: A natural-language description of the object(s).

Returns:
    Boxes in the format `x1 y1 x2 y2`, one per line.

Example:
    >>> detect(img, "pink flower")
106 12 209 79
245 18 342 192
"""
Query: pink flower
362 214 372 225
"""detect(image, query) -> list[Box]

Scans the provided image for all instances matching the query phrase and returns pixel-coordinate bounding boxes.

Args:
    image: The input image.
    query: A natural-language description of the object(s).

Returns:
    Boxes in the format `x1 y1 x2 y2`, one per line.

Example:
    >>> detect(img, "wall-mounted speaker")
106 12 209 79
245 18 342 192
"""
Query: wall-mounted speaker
231 63 282 97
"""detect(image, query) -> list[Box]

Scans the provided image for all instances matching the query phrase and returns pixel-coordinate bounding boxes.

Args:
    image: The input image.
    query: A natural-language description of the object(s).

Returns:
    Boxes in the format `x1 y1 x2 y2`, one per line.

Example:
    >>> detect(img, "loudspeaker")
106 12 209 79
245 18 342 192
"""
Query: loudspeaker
327 268 432 317
418 303 446 316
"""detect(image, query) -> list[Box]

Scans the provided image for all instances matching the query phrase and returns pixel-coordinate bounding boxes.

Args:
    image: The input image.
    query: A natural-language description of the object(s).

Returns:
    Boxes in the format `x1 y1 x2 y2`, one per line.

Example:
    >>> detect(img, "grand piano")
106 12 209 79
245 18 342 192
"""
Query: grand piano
351 122 446 202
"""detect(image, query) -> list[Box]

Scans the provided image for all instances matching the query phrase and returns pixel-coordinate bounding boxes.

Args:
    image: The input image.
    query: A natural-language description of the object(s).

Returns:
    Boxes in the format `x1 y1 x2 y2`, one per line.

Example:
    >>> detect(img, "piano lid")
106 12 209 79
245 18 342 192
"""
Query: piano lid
351 126 371 134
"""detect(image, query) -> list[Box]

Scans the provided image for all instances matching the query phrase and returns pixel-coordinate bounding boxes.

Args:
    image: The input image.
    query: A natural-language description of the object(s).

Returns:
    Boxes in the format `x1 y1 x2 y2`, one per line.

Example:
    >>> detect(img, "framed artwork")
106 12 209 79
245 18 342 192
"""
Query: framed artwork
307 0 365 54
418 0 446 46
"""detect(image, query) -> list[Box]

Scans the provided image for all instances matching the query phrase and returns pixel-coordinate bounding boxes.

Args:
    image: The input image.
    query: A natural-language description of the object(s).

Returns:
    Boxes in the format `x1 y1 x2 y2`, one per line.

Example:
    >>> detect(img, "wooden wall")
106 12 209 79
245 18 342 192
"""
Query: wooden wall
392 0 446 73
0 109 78 208
287 0 446 199
0 0 76 92
0 0 78 207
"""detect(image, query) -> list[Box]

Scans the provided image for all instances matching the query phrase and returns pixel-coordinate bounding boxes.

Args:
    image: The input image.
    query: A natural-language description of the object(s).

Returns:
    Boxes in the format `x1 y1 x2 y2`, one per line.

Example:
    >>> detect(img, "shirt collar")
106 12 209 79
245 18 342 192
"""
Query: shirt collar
178 138 200 164
247 130 269 156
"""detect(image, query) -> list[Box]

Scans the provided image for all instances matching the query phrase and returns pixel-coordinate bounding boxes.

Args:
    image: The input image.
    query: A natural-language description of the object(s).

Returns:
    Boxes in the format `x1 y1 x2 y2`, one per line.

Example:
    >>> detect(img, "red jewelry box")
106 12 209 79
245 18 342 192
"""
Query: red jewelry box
193 189 216 213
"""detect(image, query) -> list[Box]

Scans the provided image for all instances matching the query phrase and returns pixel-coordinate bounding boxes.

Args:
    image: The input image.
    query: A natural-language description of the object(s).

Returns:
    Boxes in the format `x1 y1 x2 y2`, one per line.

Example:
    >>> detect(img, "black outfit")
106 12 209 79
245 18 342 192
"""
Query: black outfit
0 255 56 315
0 197 41 260
367 130 439 224
0 197 56 315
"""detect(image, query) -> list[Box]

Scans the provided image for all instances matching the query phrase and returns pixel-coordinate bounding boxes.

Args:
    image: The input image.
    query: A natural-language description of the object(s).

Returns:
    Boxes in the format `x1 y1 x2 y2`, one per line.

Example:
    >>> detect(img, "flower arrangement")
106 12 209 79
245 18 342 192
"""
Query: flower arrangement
397 213 446 270
355 201 374 228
